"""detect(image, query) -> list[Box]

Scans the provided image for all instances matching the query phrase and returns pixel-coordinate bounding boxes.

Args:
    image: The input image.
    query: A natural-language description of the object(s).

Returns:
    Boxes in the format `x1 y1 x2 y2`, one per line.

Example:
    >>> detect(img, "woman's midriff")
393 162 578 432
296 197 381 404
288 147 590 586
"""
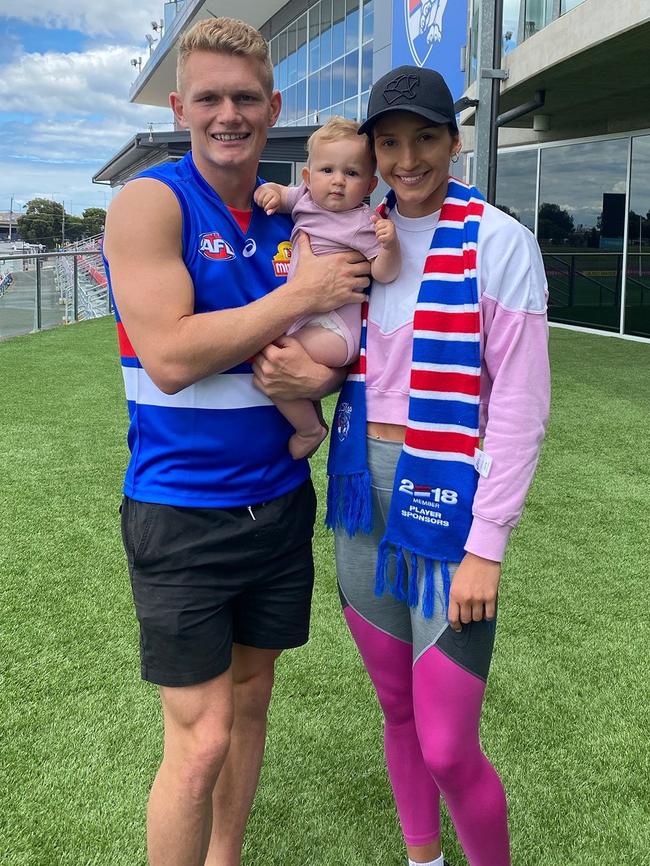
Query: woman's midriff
367 421 406 443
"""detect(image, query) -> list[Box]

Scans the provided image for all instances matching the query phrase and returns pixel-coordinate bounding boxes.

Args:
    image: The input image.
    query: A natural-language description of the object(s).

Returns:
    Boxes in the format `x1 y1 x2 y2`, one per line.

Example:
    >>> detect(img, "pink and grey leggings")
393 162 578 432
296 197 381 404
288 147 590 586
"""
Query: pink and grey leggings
335 438 510 866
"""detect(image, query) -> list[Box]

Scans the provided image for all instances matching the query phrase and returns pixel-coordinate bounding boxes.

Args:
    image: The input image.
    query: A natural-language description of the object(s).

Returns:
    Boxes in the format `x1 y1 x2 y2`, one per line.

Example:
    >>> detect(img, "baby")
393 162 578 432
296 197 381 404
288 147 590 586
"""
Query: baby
254 117 401 459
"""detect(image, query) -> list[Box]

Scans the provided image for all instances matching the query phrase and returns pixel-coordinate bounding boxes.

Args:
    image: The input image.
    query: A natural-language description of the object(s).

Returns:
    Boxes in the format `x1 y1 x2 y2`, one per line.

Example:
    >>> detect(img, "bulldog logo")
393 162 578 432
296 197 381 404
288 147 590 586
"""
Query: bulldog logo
383 73 420 104
336 402 353 442
405 0 449 67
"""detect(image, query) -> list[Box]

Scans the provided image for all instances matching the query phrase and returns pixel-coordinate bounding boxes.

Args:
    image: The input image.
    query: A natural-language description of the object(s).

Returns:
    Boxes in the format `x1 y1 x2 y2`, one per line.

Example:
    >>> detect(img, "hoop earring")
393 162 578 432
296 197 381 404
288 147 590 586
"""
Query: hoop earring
451 151 460 164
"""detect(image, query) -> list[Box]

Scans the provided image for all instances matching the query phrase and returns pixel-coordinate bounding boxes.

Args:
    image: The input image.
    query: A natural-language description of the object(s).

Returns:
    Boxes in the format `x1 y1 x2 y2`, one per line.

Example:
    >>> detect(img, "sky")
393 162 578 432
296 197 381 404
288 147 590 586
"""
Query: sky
0 1 174 216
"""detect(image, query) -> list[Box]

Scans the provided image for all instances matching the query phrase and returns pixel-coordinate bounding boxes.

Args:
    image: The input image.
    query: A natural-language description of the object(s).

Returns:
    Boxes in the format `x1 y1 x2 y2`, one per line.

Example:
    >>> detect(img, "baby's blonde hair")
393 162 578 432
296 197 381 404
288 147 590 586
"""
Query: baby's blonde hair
177 18 274 94
306 117 376 167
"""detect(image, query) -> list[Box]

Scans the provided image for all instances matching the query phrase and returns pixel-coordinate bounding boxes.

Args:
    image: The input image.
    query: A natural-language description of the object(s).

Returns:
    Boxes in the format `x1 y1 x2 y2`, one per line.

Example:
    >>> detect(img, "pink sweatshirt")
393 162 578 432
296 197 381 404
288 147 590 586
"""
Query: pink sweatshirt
366 202 550 562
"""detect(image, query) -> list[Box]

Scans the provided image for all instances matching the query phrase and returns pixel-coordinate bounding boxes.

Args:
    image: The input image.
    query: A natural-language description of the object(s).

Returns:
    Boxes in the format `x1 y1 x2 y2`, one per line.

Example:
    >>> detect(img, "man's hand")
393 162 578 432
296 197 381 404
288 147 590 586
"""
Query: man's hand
289 232 371 315
252 336 346 401
254 183 282 215
371 213 398 250
447 552 501 633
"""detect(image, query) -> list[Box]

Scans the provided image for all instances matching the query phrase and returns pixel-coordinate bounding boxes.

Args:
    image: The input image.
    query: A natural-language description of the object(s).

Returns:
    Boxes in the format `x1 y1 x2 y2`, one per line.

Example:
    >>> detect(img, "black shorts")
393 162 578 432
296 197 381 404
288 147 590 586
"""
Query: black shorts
120 479 316 687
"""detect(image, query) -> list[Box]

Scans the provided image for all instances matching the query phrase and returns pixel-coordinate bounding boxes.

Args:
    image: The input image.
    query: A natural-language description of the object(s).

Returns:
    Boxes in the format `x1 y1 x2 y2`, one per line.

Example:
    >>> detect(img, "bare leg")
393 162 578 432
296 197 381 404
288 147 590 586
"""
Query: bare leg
275 325 350 460
407 842 443 862
205 645 281 866
148 672 234 866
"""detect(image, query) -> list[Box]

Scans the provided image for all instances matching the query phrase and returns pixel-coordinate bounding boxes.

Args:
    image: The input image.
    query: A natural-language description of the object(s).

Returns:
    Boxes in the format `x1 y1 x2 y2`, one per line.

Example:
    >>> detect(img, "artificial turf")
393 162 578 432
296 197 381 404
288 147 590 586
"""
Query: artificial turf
0 318 648 865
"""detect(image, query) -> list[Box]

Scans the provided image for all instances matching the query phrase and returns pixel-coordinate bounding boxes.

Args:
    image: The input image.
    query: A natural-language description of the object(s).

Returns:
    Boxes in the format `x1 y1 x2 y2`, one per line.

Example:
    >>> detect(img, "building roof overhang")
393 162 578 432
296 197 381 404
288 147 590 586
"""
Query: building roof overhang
130 0 288 108
460 0 650 138
92 125 319 187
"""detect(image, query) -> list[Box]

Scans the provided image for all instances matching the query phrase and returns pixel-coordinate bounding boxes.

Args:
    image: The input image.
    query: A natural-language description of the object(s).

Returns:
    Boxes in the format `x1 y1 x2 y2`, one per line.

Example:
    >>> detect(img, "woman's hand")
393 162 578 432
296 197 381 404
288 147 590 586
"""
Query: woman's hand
447 552 501 632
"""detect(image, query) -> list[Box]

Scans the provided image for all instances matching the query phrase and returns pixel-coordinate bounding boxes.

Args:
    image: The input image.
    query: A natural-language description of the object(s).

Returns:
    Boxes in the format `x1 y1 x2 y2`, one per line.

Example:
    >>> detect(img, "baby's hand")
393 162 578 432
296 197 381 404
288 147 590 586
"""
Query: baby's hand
254 185 282 215
371 214 398 249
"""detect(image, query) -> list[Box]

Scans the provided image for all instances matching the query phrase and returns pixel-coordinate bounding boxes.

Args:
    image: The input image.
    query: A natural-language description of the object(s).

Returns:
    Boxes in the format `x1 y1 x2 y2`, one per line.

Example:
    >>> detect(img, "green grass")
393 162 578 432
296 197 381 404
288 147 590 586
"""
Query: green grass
1 319 649 865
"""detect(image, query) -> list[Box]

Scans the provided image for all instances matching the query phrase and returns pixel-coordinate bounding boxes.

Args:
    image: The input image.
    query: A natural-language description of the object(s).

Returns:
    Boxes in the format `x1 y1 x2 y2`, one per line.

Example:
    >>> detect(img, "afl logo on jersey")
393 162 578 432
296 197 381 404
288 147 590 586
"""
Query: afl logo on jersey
199 232 236 261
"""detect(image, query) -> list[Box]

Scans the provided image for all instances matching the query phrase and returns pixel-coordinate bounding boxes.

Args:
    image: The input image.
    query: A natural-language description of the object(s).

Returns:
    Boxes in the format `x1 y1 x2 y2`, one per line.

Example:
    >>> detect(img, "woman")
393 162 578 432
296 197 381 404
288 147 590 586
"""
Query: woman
326 65 550 866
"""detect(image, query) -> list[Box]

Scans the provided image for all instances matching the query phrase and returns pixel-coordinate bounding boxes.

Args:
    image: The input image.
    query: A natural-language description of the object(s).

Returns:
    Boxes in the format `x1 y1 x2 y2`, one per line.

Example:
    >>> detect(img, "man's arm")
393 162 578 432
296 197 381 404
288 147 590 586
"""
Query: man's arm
103 178 370 394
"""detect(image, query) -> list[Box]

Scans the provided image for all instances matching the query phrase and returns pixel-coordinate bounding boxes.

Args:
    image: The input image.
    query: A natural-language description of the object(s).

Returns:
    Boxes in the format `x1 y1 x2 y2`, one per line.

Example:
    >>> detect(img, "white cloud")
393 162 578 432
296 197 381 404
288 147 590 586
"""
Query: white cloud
0 45 172 122
2 0 164 41
0 41 173 214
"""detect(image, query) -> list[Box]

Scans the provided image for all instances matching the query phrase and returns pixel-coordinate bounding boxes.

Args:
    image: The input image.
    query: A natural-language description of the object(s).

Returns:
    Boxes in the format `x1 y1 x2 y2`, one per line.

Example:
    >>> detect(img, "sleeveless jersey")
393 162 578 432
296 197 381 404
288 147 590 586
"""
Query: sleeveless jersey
105 152 307 508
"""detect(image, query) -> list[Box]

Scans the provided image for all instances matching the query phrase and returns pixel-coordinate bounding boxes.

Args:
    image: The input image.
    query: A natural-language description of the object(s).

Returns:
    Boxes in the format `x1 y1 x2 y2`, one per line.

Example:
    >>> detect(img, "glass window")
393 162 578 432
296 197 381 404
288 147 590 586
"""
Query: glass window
468 0 479 86
296 78 307 121
285 84 297 125
270 37 279 68
331 101 344 118
360 89 369 121
344 97 357 120
308 72 320 116
363 0 373 43
297 14 308 81
320 0 332 66
501 0 519 58
539 139 628 332
344 49 358 100
522 0 554 40
625 135 650 338
362 40 373 92
561 0 587 11
309 2 321 72
333 0 346 59
259 162 293 185
496 149 537 232
346 0 360 53
287 24 297 85
331 56 345 105
319 63 332 110
277 30 287 91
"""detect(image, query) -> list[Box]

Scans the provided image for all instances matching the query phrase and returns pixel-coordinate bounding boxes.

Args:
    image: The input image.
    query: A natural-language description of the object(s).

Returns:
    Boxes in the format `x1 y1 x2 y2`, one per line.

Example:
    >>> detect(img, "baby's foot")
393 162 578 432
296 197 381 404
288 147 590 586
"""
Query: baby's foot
289 425 328 460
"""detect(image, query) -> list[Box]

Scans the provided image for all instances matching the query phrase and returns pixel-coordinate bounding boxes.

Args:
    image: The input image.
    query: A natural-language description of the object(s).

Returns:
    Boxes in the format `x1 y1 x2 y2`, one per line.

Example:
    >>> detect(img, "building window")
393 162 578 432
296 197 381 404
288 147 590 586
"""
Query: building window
626 135 650 339
270 0 372 127
539 139 628 333
496 149 537 232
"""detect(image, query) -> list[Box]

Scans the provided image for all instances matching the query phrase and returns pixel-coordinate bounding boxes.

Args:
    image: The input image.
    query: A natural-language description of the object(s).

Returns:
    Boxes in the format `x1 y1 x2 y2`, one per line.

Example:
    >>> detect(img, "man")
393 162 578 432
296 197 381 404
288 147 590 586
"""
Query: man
103 17 370 866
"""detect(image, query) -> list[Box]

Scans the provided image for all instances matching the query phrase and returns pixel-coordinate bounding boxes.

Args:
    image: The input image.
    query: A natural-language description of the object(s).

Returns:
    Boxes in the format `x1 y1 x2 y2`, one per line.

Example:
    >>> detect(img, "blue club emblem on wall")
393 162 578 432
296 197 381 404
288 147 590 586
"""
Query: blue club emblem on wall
405 0 449 67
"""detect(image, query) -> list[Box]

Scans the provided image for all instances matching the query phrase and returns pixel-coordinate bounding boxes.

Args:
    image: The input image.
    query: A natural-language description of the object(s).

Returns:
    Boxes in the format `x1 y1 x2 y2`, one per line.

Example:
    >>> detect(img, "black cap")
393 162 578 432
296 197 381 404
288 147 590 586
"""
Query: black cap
358 65 458 136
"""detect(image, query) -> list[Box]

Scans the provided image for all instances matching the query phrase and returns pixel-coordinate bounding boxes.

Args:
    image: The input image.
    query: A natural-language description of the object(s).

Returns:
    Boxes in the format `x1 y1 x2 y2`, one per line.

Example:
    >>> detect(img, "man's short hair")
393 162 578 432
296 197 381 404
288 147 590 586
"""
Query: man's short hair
177 17 274 94
306 117 376 167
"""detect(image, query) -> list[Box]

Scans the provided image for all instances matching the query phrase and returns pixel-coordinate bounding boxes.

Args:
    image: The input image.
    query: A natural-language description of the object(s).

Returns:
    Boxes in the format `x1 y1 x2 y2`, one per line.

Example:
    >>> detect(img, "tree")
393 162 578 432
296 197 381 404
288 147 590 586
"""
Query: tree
496 203 520 222
65 215 85 243
82 208 106 237
537 202 574 244
17 198 65 249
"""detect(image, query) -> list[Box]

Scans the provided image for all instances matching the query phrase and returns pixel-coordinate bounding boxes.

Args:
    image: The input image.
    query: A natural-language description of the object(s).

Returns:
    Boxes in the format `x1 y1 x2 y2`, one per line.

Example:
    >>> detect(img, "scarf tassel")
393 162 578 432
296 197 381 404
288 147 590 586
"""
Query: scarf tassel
441 559 452 610
422 558 435 619
408 551 419 608
374 538 390 597
325 471 372 536
391 547 407 603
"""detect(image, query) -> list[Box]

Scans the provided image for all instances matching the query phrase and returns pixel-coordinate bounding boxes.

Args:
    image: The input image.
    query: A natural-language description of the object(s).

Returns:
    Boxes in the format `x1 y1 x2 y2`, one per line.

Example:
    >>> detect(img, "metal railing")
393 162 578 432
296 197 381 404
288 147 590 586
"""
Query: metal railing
0 240 110 340
543 252 621 308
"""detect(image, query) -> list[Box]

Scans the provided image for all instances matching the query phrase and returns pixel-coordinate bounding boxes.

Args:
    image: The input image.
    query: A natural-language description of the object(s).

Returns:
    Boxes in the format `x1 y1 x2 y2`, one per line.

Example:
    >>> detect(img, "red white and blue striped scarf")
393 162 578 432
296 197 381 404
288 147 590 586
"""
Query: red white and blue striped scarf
326 178 485 618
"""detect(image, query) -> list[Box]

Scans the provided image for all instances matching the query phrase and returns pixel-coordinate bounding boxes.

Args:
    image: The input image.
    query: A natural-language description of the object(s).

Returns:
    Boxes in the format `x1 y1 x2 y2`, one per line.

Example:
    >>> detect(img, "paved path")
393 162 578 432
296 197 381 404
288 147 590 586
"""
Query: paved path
0 265 64 340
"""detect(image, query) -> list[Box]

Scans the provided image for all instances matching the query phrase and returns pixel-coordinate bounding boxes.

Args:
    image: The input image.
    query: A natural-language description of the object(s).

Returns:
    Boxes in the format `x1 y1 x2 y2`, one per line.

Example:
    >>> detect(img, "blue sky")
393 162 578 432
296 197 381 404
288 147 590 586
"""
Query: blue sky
0 3 172 216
